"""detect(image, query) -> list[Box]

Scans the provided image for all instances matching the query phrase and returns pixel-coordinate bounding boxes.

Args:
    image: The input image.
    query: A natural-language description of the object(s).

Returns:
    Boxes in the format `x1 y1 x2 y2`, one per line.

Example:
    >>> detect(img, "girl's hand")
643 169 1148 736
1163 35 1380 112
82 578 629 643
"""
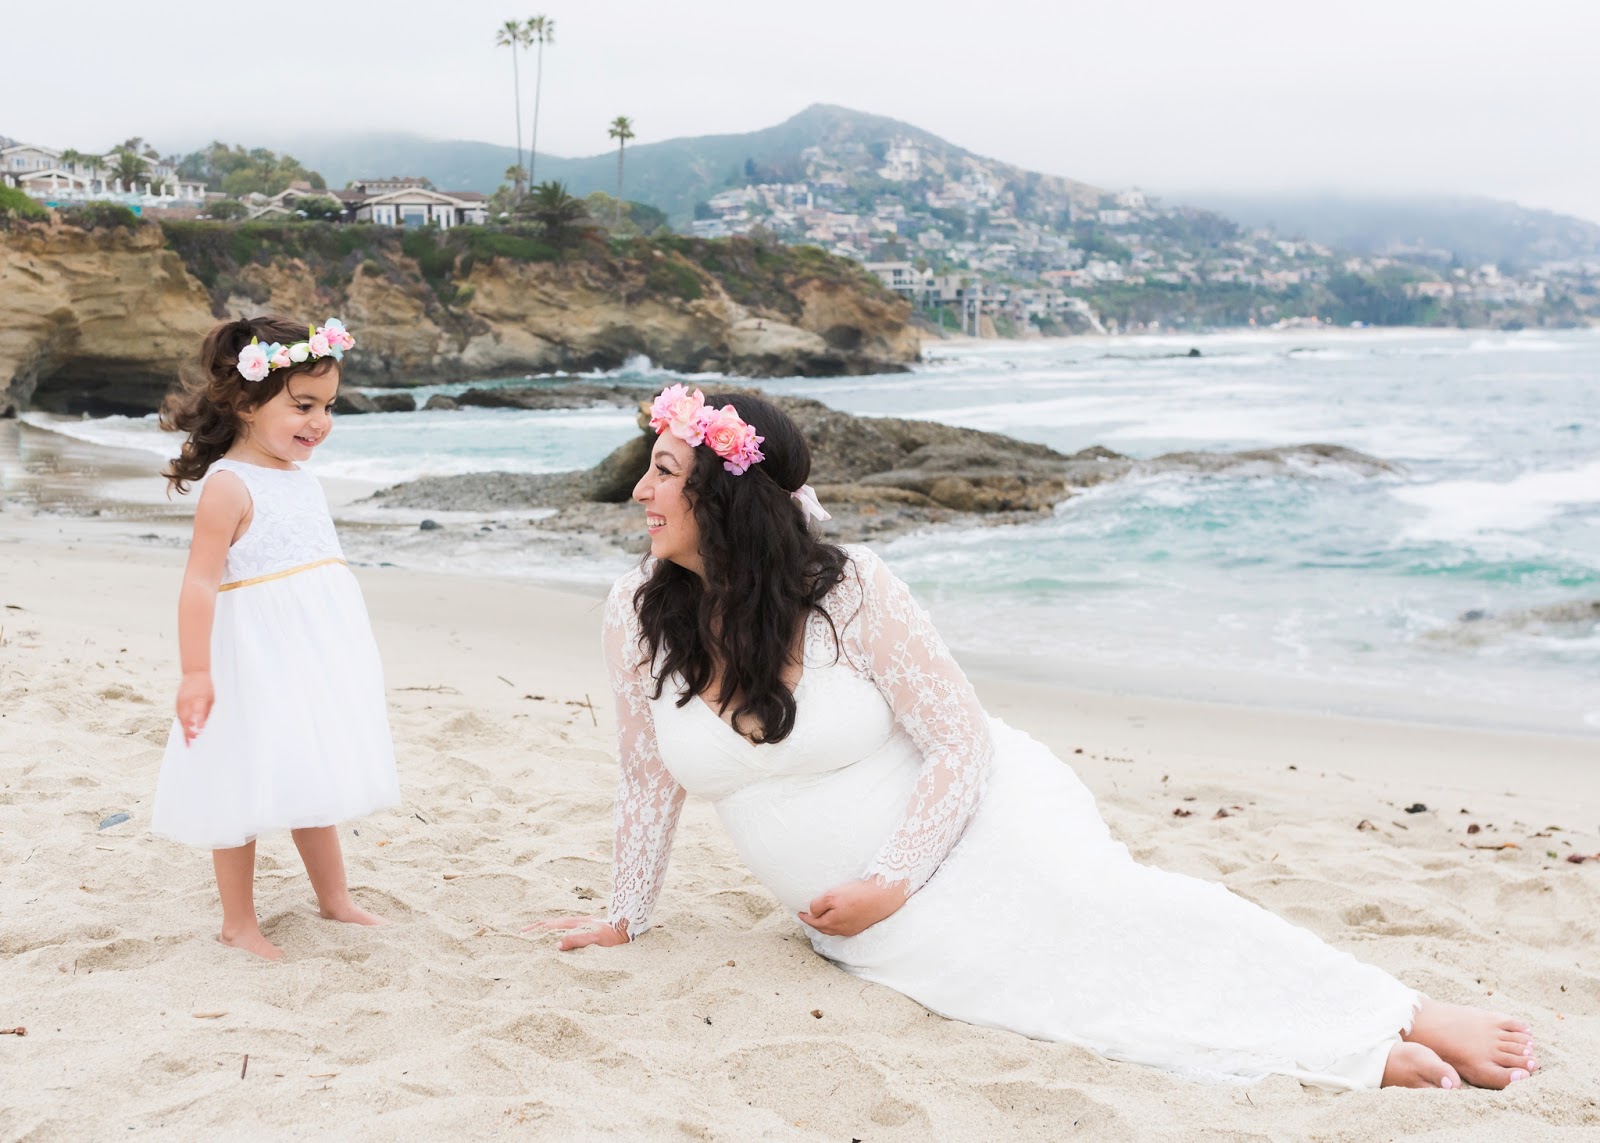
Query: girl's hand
798 878 907 937
523 915 630 951
176 671 214 745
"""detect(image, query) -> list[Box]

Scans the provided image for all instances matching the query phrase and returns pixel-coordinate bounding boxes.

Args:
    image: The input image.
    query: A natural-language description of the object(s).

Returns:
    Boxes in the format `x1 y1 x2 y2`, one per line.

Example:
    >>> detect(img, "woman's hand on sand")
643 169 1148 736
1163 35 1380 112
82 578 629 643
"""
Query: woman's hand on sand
175 671 214 745
524 915 629 951
798 878 906 937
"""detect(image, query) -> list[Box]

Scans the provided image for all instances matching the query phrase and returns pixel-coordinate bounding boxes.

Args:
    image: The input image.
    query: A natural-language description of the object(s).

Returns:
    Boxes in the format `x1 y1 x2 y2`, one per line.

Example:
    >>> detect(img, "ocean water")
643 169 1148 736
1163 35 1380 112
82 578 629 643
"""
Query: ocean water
24 329 1600 735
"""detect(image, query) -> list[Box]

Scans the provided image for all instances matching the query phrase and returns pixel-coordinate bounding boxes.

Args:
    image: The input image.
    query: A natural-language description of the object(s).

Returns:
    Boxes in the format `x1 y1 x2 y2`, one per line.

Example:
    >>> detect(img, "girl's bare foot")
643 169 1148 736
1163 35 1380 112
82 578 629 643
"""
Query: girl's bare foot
1405 1000 1536 1089
218 928 283 961
318 899 388 926
1382 1041 1460 1089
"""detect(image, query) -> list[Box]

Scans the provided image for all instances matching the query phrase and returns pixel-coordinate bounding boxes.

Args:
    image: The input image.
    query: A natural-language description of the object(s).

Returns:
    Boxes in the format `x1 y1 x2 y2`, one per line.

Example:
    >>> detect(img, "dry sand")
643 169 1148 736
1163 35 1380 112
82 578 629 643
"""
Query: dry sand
4 500 1600 1139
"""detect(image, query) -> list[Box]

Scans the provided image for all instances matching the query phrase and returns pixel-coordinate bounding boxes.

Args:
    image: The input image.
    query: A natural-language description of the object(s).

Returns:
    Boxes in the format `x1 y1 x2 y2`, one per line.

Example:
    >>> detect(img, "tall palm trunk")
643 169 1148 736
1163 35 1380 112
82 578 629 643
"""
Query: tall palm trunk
510 51 524 192
530 36 545 186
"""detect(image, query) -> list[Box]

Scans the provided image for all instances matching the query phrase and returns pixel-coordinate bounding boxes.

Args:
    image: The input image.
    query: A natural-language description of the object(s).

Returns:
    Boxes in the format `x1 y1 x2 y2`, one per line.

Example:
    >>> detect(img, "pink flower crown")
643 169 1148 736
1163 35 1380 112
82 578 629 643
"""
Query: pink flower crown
649 384 765 475
235 319 356 382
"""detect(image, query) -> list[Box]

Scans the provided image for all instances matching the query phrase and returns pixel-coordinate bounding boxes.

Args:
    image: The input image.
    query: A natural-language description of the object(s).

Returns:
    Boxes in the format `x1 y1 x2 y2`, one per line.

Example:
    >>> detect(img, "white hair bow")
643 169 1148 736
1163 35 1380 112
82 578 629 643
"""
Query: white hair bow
790 483 832 522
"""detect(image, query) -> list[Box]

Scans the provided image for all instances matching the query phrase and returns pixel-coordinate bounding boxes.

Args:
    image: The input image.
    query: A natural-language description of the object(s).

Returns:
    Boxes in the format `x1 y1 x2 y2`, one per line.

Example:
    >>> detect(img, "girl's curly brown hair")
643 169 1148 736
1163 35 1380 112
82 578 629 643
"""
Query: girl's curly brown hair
160 316 340 494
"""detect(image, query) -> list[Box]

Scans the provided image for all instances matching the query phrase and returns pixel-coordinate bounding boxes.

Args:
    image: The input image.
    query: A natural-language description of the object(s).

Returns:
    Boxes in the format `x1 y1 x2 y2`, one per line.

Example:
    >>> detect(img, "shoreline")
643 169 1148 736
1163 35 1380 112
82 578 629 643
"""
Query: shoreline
7 417 1598 741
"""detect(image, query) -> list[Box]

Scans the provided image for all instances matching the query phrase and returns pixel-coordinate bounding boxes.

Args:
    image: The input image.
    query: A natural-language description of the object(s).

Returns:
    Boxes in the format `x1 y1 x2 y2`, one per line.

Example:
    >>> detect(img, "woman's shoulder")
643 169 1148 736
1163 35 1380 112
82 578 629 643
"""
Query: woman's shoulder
605 561 655 617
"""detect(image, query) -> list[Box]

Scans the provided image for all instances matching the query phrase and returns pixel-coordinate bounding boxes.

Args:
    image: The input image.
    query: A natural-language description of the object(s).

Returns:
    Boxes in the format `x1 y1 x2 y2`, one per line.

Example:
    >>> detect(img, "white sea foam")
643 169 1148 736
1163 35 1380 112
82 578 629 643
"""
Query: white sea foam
1391 460 1600 540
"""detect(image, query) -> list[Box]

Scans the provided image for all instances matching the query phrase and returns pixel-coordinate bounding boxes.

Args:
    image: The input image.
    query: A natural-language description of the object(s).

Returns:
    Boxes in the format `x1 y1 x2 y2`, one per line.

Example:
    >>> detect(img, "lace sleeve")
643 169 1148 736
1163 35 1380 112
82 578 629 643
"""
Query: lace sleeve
841 549 993 899
601 571 688 940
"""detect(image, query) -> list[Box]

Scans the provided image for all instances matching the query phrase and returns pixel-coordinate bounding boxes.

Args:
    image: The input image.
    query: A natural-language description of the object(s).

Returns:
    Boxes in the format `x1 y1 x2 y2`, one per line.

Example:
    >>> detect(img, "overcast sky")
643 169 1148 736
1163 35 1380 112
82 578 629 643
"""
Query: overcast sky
5 0 1597 221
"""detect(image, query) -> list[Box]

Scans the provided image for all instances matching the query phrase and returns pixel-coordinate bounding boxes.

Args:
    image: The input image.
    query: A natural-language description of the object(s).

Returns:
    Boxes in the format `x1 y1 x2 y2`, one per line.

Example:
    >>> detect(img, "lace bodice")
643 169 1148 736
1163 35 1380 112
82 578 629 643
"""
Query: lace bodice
600 547 993 938
209 459 344 582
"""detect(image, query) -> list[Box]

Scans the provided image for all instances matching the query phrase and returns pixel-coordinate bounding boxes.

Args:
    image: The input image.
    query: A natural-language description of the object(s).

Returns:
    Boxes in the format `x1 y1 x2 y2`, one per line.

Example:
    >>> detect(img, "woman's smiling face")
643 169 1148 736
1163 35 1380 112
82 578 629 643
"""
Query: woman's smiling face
633 431 703 576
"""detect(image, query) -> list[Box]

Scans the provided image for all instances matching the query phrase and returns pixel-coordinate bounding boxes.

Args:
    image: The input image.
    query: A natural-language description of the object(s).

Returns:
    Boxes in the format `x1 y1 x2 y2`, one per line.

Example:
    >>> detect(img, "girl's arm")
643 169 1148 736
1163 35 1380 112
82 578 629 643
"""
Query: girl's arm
174 472 249 745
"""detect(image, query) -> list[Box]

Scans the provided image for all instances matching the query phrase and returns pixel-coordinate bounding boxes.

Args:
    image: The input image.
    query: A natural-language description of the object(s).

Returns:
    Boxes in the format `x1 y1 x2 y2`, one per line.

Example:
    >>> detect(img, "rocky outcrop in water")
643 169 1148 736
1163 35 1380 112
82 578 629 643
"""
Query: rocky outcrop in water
371 389 1398 544
1424 598 1600 647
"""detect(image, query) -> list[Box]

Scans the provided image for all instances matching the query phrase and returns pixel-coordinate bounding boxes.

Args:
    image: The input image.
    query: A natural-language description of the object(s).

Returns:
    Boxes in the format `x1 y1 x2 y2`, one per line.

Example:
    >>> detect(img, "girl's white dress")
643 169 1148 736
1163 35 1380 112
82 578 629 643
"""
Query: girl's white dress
602 548 1420 1090
152 458 399 849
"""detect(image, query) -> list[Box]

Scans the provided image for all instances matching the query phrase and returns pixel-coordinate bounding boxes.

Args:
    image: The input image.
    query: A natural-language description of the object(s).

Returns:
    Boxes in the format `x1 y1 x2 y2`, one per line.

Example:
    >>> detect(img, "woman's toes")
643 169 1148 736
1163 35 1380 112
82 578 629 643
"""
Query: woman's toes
1508 1068 1529 1084
1494 1047 1531 1069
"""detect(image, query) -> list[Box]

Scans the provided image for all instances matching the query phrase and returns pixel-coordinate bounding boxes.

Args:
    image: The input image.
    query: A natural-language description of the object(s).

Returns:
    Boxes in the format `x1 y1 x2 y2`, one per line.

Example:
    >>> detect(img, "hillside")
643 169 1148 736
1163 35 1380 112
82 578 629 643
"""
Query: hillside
1178 192 1600 271
270 104 1102 226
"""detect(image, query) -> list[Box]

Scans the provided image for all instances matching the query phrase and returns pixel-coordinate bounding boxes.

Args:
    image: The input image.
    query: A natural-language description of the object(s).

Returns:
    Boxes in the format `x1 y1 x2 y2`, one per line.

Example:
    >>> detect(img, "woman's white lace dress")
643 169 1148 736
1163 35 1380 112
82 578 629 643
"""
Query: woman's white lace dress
602 548 1419 1089
152 459 399 849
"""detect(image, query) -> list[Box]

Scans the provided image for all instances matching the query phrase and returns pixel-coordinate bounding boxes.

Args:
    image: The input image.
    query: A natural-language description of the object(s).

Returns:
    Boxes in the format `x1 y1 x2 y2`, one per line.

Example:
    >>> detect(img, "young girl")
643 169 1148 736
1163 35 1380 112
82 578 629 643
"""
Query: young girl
152 316 400 961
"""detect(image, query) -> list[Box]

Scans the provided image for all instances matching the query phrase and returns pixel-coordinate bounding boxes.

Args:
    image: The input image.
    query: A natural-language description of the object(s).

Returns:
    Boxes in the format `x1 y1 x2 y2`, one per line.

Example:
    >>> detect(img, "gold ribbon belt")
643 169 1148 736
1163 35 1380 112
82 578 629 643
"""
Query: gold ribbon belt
218 557 348 593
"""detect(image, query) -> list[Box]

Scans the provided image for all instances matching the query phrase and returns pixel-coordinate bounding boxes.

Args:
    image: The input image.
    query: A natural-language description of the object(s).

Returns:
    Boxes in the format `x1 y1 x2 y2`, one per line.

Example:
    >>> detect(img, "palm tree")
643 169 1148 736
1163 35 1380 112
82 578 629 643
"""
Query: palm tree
494 19 528 192
607 116 635 228
516 180 590 247
526 16 555 186
111 149 147 194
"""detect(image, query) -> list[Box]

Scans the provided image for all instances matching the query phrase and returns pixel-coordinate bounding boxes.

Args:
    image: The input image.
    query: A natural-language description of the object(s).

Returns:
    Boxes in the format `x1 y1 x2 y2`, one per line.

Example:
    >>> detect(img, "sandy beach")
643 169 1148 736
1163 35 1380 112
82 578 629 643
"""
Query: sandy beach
4 428 1600 1141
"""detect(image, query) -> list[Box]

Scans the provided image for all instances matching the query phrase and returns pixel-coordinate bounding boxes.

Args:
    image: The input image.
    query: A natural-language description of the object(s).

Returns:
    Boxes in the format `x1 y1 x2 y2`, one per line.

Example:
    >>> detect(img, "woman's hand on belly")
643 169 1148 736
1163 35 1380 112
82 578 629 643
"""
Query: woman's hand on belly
798 878 907 938
523 915 630 950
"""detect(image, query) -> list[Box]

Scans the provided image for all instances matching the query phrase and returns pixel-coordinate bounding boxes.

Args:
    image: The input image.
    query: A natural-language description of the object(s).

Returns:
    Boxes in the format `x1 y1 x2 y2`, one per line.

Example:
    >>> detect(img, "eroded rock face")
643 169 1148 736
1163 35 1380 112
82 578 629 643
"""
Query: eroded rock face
0 223 216 415
0 223 919 416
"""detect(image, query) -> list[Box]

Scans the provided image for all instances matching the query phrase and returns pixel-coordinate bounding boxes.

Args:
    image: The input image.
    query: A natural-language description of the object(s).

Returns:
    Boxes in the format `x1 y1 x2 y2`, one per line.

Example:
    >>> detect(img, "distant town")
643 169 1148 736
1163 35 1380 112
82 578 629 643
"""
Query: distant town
5 131 1596 337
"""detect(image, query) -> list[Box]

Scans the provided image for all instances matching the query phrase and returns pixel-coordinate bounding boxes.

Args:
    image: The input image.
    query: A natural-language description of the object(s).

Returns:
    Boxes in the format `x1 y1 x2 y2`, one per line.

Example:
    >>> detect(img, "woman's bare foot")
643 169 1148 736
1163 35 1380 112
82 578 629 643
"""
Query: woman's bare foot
218 928 282 961
1405 1000 1536 1089
1382 1041 1460 1089
318 899 388 926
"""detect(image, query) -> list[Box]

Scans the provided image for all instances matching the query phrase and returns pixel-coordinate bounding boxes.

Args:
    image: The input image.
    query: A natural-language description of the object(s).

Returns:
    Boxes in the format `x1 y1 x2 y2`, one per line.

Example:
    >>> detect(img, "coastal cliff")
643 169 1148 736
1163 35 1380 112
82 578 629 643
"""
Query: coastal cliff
0 221 918 416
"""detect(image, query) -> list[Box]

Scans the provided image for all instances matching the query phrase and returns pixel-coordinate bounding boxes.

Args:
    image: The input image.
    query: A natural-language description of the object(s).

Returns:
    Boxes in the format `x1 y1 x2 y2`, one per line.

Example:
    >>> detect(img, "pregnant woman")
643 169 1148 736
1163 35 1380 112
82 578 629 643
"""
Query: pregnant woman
534 386 1537 1091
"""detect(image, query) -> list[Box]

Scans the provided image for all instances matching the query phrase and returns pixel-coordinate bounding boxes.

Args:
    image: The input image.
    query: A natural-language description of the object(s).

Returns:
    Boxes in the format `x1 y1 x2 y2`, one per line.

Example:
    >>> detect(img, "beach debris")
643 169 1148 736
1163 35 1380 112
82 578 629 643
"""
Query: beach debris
1404 803 1429 814
442 873 463 880
1470 842 1519 851
414 812 429 824
192 1011 227 1019
1212 808 1231 820
725 960 736 967
810 1009 824 1019
572 886 598 900
497 675 515 687
1073 747 1084 754
97 812 130 830
1356 820 1378 831
1287 765 1297 771
1566 853 1600 865
418 519 441 531
1172 808 1193 818
309 1072 338 1079
5 603 23 610
241 1054 249 1080
1467 824 1482 835
1 1027 26 1036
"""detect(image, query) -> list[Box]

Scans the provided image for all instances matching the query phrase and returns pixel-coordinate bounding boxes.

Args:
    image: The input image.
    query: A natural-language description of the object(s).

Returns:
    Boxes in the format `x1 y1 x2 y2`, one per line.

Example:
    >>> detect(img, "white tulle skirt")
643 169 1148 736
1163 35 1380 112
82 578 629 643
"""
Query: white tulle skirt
152 563 399 850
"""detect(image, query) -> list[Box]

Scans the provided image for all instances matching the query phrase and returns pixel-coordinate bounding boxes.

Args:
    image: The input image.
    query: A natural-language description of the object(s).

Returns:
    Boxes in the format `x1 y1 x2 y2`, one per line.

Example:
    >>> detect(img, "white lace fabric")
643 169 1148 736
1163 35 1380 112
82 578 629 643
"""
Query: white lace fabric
600 548 992 937
209 459 345 582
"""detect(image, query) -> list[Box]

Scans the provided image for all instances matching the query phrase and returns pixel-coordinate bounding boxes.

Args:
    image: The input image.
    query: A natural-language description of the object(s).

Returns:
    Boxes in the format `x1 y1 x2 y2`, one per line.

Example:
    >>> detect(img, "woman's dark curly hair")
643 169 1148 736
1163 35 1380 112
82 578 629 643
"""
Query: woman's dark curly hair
634 392 849 744
160 316 341 494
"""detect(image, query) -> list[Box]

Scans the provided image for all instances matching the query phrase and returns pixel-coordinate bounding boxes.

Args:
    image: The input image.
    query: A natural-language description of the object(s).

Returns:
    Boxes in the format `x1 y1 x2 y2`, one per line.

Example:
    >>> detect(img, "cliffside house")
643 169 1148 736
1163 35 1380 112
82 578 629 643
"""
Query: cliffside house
241 178 489 227
3 143 205 205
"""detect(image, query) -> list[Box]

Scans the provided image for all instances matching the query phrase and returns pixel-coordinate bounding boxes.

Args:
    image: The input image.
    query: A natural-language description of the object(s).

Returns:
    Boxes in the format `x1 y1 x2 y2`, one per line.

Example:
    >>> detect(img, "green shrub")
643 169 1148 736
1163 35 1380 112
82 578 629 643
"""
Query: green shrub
0 184 47 222
61 201 140 230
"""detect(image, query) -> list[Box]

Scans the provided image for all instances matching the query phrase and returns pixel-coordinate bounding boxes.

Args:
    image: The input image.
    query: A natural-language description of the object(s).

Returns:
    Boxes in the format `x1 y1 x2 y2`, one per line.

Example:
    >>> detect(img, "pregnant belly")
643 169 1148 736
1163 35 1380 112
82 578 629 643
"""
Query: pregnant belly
712 735 922 913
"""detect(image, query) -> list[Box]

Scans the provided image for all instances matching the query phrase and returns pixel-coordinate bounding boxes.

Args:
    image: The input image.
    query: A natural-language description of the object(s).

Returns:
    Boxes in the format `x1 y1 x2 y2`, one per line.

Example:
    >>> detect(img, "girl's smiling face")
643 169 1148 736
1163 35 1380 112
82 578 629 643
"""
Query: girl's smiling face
633 431 703 576
236 365 339 468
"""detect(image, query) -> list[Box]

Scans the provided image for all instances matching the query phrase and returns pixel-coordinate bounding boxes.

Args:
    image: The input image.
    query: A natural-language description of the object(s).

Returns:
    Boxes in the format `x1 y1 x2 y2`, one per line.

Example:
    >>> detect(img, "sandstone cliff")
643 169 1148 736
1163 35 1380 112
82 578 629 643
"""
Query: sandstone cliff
0 221 919 416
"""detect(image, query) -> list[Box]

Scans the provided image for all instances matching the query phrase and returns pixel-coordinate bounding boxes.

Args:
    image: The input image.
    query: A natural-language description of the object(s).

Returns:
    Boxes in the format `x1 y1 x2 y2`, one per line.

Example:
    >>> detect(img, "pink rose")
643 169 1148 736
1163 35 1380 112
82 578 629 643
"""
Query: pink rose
268 345 292 369
236 342 270 382
703 406 764 474
649 384 708 445
308 332 331 358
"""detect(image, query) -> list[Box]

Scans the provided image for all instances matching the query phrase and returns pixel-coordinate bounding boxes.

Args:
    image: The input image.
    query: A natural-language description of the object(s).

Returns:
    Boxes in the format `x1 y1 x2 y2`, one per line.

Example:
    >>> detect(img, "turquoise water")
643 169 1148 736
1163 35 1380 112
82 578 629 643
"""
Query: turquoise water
27 329 1600 733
